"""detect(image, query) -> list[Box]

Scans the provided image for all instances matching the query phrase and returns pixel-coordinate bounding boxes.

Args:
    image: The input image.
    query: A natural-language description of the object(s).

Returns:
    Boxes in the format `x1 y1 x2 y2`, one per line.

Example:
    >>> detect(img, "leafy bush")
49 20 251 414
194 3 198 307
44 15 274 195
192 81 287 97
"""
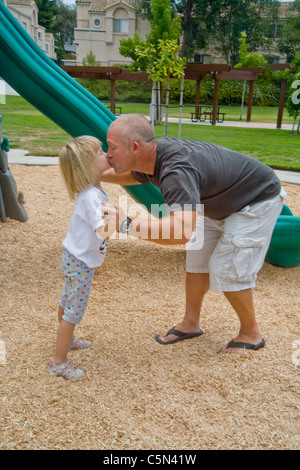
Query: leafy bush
168 69 281 106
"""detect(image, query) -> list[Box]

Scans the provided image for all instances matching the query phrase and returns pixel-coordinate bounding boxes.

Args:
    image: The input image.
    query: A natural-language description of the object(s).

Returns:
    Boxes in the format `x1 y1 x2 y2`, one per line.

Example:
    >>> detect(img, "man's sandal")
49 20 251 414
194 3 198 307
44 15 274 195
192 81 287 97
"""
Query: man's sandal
155 327 204 345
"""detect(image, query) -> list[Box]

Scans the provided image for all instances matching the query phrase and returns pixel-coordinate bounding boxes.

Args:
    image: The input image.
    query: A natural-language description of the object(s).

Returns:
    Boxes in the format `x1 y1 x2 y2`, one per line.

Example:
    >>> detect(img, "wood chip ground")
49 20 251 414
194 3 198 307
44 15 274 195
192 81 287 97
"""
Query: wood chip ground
0 164 299 450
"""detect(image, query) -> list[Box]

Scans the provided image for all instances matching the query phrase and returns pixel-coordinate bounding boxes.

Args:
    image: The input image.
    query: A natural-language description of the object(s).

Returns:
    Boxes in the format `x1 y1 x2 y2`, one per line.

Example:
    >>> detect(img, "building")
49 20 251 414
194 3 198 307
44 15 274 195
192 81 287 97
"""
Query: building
5 0 56 60
74 0 150 66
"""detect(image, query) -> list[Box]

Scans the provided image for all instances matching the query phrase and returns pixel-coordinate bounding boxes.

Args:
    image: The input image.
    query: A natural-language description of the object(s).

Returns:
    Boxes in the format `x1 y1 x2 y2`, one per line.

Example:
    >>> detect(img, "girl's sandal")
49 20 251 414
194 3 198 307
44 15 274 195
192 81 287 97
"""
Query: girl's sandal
48 359 85 380
68 336 92 351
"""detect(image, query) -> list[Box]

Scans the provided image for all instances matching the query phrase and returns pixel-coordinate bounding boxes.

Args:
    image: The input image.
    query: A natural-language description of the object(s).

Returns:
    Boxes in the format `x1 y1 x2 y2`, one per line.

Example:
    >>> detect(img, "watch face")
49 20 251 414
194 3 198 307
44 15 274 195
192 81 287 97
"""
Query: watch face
120 218 132 233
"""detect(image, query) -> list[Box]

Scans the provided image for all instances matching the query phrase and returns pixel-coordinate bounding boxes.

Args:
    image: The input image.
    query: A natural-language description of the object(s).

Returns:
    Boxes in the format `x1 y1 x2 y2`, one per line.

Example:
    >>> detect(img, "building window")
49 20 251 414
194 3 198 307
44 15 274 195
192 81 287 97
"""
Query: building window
194 54 204 63
113 19 128 33
94 18 101 27
38 32 42 39
274 23 282 39
22 21 27 31
45 44 49 51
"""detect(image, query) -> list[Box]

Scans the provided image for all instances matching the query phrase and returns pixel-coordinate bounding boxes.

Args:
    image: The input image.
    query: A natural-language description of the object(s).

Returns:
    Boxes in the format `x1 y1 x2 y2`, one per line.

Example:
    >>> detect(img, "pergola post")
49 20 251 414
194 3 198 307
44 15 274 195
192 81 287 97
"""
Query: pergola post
247 80 254 122
195 79 201 119
110 78 115 115
277 79 287 129
212 76 220 125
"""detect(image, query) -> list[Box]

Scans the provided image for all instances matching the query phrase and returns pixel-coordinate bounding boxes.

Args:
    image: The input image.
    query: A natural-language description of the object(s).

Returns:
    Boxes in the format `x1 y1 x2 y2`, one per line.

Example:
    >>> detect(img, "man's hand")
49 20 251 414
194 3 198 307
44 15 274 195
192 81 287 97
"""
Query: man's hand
101 202 126 233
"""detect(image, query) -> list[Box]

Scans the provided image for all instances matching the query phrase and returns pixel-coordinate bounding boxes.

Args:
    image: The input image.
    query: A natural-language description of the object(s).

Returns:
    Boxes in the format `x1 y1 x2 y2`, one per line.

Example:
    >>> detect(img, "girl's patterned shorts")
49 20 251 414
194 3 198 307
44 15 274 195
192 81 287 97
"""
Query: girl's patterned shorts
60 249 94 325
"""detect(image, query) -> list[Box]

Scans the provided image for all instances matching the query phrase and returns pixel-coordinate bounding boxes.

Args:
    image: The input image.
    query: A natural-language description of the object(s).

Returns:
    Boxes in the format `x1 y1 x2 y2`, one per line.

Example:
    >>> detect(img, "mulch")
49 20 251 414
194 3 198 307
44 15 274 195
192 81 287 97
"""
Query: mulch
0 164 299 450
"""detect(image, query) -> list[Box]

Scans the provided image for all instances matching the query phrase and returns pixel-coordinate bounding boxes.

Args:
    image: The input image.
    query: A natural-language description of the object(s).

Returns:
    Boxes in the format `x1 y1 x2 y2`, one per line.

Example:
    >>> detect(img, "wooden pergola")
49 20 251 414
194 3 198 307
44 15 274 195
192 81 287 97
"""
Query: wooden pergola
61 65 151 115
61 64 275 126
211 67 265 124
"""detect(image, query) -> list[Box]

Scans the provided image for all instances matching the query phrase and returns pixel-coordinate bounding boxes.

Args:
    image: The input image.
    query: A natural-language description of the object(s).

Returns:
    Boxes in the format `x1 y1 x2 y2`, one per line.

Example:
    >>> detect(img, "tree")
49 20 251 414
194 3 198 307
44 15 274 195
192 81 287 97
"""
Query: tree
52 0 77 63
135 39 186 134
235 32 267 119
120 0 184 132
134 0 178 22
235 32 267 68
278 0 300 62
120 0 181 63
53 0 76 45
35 0 58 30
147 0 181 45
176 0 280 64
35 0 76 63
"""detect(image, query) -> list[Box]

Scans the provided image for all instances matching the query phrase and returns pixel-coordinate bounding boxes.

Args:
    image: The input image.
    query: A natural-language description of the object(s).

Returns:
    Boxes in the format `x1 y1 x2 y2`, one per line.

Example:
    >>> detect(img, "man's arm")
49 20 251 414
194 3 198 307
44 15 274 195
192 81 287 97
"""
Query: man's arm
101 168 141 186
131 210 197 245
102 203 197 245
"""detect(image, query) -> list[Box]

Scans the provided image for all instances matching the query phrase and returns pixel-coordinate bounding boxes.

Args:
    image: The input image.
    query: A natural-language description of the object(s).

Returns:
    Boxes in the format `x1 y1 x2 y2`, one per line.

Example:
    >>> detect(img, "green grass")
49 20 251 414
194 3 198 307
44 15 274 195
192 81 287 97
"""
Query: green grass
121 102 295 124
155 123 300 170
1 95 299 170
1 96 70 156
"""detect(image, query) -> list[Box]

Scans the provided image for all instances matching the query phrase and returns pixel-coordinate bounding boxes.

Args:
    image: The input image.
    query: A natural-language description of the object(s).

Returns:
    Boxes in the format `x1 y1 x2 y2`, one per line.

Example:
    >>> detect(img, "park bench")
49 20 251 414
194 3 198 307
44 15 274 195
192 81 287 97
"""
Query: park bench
190 111 226 123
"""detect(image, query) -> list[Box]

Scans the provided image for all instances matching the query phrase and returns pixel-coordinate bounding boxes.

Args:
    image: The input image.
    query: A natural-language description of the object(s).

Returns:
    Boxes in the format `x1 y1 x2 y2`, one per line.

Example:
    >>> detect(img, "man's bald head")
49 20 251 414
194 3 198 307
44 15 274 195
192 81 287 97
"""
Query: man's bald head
108 114 156 148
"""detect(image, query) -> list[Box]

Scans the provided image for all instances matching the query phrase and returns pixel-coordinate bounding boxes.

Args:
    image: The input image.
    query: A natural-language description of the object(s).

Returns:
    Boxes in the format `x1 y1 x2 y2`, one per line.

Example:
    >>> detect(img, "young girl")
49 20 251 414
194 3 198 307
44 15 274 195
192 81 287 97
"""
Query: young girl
48 136 112 380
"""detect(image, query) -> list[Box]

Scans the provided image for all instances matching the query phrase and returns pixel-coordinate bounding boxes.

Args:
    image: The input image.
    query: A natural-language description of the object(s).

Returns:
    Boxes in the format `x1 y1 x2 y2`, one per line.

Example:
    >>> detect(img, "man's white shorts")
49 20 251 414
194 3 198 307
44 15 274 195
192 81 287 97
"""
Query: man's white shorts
186 188 286 292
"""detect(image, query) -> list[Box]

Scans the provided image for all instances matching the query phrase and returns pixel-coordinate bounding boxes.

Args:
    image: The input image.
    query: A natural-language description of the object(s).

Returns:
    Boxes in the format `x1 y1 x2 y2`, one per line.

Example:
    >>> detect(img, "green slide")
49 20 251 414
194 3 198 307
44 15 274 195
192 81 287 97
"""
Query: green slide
266 206 300 267
0 2 165 217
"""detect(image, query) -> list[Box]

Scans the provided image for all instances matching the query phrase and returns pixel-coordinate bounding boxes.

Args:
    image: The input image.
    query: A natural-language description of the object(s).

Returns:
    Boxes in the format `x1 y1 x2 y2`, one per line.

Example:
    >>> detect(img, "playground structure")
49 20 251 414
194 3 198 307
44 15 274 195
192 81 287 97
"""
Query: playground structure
266 205 300 267
0 2 299 267
0 133 28 223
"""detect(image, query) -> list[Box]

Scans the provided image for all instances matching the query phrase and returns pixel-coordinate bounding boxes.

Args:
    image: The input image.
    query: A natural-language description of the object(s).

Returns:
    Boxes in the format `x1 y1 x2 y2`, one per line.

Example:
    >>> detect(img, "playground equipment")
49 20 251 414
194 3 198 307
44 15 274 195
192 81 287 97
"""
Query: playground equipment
266 205 300 267
0 2 165 218
0 2 299 266
0 116 28 223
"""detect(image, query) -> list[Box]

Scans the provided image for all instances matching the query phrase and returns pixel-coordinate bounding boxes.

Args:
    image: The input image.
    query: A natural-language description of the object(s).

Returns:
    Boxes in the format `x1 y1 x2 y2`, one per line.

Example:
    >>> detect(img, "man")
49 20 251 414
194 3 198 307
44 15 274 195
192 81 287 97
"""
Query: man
102 114 285 354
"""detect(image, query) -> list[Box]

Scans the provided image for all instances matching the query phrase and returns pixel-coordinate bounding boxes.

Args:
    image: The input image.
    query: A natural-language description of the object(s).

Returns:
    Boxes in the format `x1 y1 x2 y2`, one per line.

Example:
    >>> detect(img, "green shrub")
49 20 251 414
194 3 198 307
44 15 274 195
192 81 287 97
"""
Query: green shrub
168 71 281 106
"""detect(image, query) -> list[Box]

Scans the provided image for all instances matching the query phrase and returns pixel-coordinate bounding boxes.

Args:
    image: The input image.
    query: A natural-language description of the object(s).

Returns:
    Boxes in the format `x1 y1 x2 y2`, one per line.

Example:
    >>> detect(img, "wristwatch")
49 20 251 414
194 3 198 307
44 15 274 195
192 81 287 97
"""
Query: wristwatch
119 217 132 233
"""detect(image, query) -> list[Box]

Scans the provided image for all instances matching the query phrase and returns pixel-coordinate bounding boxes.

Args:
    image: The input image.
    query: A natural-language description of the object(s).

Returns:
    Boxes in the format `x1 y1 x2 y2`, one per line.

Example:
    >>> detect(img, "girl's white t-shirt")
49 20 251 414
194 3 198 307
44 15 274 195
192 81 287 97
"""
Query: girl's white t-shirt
63 185 108 268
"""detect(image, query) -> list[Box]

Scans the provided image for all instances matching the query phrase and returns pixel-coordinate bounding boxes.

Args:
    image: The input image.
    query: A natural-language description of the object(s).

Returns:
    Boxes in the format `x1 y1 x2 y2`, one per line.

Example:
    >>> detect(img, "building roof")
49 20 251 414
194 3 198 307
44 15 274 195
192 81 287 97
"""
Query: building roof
7 0 36 5
76 0 136 12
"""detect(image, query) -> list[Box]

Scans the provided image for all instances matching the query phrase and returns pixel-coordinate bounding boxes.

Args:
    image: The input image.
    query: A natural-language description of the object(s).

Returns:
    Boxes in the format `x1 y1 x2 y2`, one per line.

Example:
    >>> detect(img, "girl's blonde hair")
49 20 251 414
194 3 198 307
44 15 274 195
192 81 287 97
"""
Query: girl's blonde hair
59 135 103 199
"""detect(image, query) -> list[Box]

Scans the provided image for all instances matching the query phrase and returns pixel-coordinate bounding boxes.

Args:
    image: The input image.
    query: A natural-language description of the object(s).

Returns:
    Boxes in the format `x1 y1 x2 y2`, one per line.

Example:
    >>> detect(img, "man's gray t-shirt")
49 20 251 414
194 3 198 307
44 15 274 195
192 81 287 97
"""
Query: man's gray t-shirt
132 137 281 220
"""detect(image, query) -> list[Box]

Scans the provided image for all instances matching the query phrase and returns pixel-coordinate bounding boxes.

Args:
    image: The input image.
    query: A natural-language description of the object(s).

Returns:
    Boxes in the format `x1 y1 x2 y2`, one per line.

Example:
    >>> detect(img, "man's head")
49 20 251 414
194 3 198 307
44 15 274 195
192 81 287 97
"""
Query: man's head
106 114 157 174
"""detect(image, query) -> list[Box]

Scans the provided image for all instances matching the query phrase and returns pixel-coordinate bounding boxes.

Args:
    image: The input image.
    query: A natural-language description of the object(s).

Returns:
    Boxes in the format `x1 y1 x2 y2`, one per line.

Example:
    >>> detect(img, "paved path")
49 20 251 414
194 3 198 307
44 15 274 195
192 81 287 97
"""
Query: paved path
166 117 294 130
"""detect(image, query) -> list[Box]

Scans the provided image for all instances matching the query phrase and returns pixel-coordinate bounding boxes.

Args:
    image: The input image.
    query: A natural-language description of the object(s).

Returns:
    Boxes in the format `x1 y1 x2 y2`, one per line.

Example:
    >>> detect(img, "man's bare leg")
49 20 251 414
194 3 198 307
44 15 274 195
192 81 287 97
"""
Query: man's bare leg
156 272 209 343
219 288 263 354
